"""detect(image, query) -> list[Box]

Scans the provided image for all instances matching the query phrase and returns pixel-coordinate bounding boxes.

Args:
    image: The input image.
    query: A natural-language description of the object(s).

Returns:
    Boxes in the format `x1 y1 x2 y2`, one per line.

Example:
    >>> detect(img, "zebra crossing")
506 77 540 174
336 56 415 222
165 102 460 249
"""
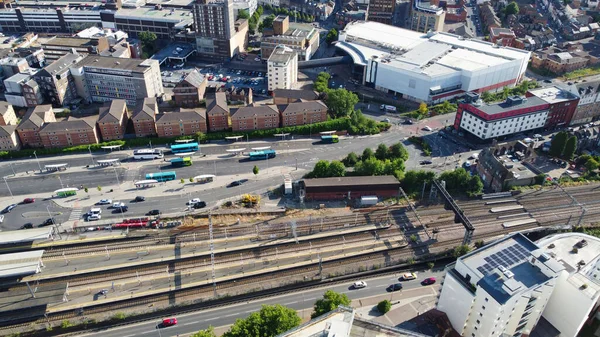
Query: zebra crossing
68 208 83 222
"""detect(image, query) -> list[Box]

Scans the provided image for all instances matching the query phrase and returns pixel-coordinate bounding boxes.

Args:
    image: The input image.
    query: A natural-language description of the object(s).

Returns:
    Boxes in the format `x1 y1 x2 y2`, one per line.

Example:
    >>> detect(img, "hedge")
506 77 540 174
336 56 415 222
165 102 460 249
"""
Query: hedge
0 140 126 160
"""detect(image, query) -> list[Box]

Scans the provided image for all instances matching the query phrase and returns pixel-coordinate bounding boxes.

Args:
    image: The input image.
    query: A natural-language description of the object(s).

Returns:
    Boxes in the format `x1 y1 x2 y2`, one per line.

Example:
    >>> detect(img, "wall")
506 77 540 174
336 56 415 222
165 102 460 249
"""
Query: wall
436 271 476 334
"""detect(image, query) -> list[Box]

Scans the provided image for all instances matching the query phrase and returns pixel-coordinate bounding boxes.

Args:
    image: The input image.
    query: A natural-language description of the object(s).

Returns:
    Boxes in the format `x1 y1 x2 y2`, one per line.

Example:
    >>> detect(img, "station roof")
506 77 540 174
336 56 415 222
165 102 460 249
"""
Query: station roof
303 175 400 188
0 227 52 245
0 250 45 278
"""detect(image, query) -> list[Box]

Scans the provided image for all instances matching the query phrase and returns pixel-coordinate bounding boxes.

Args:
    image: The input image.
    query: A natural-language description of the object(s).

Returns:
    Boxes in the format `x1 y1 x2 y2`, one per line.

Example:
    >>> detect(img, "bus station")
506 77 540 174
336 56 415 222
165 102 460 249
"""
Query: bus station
44 163 68 172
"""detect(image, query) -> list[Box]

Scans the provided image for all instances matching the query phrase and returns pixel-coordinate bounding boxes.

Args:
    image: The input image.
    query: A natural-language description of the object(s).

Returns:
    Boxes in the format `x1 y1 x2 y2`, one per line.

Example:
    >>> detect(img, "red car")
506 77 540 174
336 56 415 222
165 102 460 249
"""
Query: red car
421 277 436 285
23 198 35 204
162 318 177 327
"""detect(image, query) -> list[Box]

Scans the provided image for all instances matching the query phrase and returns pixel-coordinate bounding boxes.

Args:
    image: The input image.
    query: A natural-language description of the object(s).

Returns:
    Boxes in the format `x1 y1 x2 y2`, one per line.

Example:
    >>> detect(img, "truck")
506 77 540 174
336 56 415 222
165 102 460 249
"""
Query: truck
380 104 397 113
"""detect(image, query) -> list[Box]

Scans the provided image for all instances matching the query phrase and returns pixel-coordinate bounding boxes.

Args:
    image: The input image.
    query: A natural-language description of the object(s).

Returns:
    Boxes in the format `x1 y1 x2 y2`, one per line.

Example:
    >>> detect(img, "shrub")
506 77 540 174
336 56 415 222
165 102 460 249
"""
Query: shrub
61 320 74 329
410 234 418 243
377 300 392 314
112 312 127 320
427 262 435 269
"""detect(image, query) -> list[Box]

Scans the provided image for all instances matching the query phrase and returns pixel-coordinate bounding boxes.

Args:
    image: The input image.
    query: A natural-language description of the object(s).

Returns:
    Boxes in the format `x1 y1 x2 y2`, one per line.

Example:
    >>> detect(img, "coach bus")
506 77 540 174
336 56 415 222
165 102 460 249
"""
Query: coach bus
133 149 164 160
170 157 192 167
145 171 177 182
321 135 339 144
171 142 199 154
249 149 276 160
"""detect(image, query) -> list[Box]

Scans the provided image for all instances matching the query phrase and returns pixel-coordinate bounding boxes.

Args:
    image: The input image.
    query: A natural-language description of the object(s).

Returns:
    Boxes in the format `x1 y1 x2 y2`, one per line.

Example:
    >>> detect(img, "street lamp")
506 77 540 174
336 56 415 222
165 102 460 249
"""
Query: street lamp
113 167 120 186
3 177 12 197
33 151 42 173
88 145 95 167
57 175 64 189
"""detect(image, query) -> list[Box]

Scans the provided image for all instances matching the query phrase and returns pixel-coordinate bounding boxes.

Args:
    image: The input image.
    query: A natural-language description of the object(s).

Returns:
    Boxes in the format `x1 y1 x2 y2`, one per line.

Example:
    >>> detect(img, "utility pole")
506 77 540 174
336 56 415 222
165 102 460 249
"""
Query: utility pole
33 151 42 173
88 145 95 167
209 213 217 297
3 177 12 197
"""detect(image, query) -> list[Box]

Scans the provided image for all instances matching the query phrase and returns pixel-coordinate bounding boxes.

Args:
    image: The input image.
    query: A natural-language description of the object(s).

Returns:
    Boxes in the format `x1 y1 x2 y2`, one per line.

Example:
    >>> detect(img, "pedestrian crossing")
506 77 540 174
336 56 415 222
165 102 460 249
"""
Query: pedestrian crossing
68 208 83 222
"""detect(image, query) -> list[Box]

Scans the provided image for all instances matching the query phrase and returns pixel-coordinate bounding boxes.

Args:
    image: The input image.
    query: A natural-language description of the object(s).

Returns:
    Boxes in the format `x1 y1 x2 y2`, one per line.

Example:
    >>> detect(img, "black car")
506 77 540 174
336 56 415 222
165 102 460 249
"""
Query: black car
147 209 161 216
388 283 403 292
39 218 55 227
113 206 129 213
20 223 33 229
228 179 248 188
134 196 146 202
1 204 17 214
192 201 207 209
403 119 414 125
420 160 433 165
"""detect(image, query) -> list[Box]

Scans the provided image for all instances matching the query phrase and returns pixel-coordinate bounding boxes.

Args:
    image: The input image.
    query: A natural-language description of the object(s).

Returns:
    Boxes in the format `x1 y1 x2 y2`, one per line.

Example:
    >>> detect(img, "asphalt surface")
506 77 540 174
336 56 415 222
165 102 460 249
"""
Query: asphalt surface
79 270 443 337
0 199 70 230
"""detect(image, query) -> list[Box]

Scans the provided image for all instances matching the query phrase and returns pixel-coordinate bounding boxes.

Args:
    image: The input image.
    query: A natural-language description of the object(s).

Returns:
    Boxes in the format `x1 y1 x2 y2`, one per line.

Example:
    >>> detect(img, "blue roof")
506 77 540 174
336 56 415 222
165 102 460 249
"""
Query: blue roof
478 262 551 304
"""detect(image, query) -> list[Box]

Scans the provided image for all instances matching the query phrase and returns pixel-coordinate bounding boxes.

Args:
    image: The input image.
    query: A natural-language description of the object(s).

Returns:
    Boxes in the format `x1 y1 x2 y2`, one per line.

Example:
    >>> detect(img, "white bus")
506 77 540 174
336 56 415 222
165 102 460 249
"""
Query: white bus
133 149 164 160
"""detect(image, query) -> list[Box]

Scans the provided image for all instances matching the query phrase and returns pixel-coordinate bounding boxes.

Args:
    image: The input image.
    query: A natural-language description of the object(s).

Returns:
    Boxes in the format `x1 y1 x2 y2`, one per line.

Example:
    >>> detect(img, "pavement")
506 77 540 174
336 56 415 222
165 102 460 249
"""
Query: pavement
75 269 443 337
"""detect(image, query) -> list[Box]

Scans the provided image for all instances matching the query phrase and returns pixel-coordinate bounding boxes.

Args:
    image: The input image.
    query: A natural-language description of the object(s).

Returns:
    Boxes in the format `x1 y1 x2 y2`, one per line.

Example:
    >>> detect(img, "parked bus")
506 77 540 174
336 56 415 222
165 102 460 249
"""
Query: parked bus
145 171 177 182
133 149 164 160
249 149 276 160
321 135 339 144
171 142 199 154
55 187 78 197
171 157 192 167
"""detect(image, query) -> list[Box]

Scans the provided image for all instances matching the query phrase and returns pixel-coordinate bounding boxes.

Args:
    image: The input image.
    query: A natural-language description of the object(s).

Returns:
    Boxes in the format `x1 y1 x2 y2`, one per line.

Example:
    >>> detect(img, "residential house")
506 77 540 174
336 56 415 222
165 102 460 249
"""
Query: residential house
205 92 230 131
563 76 600 125
155 109 207 137
279 100 328 127
531 48 588 74
16 105 56 148
231 104 280 131
97 99 128 141
476 141 538 192
39 117 99 148
0 102 18 126
273 89 319 104
489 27 516 47
480 3 501 32
34 53 83 107
0 125 20 150
173 69 207 108
133 97 158 137
226 86 252 104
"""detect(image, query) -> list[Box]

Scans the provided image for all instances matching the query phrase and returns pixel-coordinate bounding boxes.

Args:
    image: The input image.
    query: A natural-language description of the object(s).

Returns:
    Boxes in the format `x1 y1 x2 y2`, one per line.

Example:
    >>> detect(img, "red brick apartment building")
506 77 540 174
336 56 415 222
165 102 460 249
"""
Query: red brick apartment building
206 92 230 131
155 109 207 137
0 125 20 150
39 117 99 148
526 87 579 129
0 102 18 126
17 105 56 148
173 70 207 108
97 99 128 141
231 104 280 131
273 89 319 104
280 100 328 127
133 97 158 137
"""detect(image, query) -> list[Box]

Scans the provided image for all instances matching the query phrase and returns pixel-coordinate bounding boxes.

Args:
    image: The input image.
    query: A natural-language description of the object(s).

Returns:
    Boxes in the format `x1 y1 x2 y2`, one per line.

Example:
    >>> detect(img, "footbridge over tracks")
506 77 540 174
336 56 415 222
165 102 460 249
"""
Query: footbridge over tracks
298 56 353 69
430 180 475 245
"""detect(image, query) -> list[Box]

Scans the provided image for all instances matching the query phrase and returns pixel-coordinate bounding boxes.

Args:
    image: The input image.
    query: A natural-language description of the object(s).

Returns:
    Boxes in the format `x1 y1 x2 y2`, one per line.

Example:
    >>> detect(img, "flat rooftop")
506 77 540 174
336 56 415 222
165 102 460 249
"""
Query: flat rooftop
496 153 537 180
115 7 194 23
470 95 548 116
528 86 578 104
151 42 195 64
0 227 52 245
303 175 400 188
74 55 157 73
42 37 98 48
0 250 45 278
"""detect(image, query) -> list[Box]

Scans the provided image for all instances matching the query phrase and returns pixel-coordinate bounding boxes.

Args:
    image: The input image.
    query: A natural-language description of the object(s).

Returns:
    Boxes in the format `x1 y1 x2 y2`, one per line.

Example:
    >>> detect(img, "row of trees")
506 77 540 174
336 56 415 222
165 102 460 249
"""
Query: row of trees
240 6 264 34
270 6 316 22
549 131 578 160
193 290 352 337
325 28 338 44
480 80 538 103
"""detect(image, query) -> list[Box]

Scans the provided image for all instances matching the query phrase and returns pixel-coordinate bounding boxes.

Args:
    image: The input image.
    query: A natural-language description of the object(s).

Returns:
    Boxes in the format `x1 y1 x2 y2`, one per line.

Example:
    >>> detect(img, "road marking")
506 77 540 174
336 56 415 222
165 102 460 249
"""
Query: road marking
184 321 199 325
122 335 135 337
224 313 237 317
204 317 218 321
283 301 298 305
68 208 82 221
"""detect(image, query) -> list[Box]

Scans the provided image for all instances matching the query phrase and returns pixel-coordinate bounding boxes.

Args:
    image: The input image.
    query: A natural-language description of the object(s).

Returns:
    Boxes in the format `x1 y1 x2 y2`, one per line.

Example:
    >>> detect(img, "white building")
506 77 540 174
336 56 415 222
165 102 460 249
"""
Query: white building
267 45 298 92
437 233 564 337
455 95 549 140
233 0 258 16
336 21 531 103
537 233 600 337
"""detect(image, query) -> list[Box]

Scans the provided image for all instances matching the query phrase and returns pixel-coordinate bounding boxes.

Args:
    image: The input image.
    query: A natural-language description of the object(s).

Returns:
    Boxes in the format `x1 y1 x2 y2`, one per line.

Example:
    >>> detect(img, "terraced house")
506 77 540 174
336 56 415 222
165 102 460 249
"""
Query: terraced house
132 97 158 137
279 100 328 127
231 104 279 131
17 105 56 148
97 99 128 141
39 117 99 148
205 92 230 131
155 108 207 137
173 70 207 108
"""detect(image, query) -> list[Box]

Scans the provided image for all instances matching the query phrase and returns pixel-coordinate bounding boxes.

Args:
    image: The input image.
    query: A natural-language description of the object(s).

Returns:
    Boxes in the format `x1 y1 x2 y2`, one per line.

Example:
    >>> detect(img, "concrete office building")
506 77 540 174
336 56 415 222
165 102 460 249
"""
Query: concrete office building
411 0 445 33
41 36 109 62
437 233 563 337
367 0 395 24
267 45 298 92
70 55 163 105
193 0 248 60
261 15 320 61
336 21 531 103
3 70 43 108
34 53 83 107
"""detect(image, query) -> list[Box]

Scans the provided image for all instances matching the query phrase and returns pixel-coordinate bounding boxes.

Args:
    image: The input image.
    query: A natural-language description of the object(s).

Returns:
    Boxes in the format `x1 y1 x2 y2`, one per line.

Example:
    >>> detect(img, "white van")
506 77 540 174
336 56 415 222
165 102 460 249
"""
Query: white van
88 208 102 217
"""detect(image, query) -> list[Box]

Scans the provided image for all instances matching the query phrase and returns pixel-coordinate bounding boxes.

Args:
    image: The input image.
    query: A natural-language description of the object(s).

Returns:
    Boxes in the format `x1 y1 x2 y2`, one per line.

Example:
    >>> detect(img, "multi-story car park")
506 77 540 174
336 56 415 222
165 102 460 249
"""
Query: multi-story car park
336 21 531 103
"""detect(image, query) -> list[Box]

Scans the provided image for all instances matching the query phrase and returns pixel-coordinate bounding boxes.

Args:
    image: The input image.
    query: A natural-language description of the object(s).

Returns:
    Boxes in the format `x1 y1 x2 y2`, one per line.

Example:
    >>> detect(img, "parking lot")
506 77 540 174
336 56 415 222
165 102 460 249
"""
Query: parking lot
0 198 70 231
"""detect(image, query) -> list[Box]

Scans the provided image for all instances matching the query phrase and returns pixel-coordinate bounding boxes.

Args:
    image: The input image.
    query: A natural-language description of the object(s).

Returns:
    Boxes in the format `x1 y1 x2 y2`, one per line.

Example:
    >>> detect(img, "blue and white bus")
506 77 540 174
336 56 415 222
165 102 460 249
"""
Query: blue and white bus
171 142 199 154
249 149 276 160
145 171 177 182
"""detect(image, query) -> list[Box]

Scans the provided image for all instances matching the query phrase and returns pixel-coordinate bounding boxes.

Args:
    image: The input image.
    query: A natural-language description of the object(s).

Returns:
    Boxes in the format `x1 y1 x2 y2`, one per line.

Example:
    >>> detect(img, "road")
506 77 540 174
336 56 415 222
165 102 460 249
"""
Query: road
79 270 443 337
0 199 70 230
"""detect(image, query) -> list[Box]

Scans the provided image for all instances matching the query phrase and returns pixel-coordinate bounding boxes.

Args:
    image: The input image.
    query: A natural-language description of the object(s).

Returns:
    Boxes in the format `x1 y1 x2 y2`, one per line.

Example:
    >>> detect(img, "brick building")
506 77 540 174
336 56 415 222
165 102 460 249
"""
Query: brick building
34 53 82 107
231 104 279 131
526 87 579 129
489 27 516 47
132 97 158 137
273 89 319 104
279 100 328 127
0 102 18 126
206 92 230 131
41 36 110 62
301 175 401 200
156 109 207 137
17 105 56 148
0 125 20 150
39 117 99 148
173 69 207 108
97 99 128 141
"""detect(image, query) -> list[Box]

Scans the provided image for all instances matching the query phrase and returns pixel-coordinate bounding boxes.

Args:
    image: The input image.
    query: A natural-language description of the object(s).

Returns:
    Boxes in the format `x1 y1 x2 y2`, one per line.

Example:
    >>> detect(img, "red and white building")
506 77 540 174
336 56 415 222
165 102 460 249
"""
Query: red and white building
526 87 579 129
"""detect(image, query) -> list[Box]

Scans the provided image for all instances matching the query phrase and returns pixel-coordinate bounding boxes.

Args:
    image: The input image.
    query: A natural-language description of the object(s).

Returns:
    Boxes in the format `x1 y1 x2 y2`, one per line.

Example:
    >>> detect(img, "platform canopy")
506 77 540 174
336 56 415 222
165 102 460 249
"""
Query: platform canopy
174 139 194 143
226 148 246 153
174 152 196 157
100 145 122 150
134 180 159 185
54 187 79 194
251 146 271 151
96 159 119 164
0 250 45 278
319 131 337 135
0 227 53 245
225 136 244 140
44 163 68 169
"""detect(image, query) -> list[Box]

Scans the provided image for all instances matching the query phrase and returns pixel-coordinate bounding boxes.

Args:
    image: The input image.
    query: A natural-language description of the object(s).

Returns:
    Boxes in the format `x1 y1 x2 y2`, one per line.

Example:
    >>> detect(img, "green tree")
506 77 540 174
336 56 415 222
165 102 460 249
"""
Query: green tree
138 31 157 56
563 136 577 160
418 102 428 115
191 326 217 337
361 147 374 161
550 131 568 157
440 100 452 113
258 14 276 32
327 160 346 177
467 175 483 197
237 9 250 19
389 143 409 161
383 158 405 176
312 290 351 318
342 152 359 167
256 5 264 16
325 88 359 118
354 157 385 176
401 170 436 195
97 185 102 192
375 143 390 161
585 158 599 171
311 160 330 178
453 244 472 257
253 165 259 177
84 187 89 193
325 28 338 44
223 304 301 337
481 91 493 102
505 1 519 15
180 178 185 184
377 300 392 314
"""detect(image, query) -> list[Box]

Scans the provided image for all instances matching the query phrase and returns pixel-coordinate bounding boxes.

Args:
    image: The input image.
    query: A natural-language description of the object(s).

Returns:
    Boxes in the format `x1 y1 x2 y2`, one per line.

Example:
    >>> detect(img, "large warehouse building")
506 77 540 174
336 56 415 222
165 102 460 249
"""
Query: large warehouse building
336 21 532 103
301 176 401 200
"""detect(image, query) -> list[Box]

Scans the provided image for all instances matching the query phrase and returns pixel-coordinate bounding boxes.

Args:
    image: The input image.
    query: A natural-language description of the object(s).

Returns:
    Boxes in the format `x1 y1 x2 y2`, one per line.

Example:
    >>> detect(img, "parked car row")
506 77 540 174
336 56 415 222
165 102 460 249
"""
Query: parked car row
351 273 437 291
